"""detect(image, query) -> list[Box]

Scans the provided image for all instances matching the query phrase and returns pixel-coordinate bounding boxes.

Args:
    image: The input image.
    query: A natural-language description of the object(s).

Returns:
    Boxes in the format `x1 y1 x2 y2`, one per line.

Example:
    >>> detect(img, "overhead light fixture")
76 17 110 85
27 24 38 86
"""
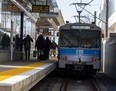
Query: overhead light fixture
48 18 58 30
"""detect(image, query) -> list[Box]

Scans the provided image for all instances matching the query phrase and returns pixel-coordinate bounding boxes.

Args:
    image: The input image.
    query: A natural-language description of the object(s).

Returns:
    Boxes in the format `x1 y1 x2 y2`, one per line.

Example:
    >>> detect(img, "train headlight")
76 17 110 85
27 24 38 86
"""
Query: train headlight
91 57 94 62
64 56 67 61
95 57 99 61
92 57 99 62
60 56 64 60
60 56 68 61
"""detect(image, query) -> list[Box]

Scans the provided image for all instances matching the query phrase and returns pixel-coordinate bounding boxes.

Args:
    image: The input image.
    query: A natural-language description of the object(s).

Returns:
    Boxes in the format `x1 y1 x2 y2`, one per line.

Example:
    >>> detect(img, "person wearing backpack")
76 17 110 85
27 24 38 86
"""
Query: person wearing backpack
50 41 58 57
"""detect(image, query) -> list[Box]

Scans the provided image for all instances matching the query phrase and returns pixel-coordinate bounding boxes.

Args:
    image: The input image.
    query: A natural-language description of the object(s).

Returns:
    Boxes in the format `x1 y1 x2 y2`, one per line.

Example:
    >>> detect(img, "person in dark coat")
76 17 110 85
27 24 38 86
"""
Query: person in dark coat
14 34 20 50
23 35 33 60
35 35 45 60
44 37 52 60
1 33 10 50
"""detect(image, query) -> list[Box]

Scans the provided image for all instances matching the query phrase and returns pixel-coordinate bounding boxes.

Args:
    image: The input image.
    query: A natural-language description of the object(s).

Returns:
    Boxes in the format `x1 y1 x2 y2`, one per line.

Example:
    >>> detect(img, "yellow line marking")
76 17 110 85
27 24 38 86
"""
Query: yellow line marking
0 62 46 81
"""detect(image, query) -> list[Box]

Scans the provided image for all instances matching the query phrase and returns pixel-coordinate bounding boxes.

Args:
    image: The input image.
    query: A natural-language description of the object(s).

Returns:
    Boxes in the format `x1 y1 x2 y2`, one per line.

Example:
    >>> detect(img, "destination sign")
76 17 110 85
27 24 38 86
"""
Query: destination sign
32 5 49 13
2 4 20 12
71 25 90 29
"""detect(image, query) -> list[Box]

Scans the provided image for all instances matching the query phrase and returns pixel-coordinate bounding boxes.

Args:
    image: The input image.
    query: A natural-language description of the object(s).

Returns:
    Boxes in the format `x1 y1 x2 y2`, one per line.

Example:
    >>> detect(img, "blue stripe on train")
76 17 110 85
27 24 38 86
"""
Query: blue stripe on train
59 48 100 56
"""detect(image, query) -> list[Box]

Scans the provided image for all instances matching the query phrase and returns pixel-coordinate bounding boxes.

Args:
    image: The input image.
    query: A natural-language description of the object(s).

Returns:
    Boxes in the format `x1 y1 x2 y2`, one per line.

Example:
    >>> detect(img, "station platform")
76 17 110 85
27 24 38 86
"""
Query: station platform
0 60 57 91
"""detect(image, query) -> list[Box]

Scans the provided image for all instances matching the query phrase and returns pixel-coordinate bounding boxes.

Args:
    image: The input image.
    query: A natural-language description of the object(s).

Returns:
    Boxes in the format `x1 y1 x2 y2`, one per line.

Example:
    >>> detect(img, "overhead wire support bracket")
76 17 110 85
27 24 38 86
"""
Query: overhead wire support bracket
77 5 106 24
70 0 106 24
70 2 89 23
72 16 85 23
87 0 94 5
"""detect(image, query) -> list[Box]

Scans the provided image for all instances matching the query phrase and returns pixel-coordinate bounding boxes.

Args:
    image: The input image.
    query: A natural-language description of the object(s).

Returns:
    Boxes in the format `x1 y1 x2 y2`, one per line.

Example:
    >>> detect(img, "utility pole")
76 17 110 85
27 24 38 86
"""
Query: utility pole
105 0 109 38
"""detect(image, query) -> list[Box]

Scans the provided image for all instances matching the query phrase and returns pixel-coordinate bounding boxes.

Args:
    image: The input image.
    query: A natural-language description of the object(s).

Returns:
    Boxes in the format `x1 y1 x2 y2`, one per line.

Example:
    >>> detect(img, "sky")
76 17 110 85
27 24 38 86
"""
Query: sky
56 0 104 24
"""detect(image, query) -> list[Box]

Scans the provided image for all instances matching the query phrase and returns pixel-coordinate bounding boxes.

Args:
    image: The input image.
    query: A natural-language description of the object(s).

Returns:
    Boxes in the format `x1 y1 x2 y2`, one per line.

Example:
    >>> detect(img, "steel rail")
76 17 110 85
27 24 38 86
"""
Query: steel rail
91 78 102 91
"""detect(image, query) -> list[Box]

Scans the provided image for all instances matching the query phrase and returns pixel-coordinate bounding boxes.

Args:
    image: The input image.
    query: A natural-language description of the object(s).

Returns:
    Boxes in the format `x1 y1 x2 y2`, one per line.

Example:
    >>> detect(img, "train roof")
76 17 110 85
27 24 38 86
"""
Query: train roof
59 23 101 31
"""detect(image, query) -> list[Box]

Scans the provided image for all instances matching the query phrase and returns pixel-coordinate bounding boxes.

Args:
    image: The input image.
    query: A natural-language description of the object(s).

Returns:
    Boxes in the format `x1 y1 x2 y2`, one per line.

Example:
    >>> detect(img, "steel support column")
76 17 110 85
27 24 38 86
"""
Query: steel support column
106 0 109 37
20 11 24 59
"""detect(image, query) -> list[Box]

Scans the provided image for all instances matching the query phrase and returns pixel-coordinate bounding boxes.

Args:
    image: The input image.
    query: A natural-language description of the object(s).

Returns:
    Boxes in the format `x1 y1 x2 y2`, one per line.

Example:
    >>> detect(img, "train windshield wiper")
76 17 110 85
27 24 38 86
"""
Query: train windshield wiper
89 41 99 48
89 42 95 48
66 44 72 48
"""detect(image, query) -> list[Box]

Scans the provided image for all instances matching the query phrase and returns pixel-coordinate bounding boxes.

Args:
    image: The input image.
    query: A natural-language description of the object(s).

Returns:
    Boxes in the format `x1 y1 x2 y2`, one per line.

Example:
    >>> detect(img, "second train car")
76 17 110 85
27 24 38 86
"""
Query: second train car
58 23 101 74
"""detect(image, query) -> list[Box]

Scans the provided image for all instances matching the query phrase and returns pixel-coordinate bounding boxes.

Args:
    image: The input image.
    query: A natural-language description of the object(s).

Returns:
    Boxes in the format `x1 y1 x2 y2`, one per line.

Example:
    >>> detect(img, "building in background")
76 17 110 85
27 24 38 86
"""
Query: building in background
99 0 116 37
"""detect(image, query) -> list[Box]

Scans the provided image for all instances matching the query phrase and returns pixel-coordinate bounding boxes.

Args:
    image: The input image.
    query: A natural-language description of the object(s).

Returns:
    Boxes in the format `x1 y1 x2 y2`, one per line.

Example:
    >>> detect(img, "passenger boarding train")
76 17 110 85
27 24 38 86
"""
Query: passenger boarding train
58 23 101 74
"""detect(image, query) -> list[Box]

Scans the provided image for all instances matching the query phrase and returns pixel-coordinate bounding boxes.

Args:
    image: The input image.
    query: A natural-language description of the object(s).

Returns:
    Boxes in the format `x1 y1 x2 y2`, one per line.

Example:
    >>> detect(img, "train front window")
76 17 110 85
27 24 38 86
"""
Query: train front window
81 30 100 48
59 30 80 47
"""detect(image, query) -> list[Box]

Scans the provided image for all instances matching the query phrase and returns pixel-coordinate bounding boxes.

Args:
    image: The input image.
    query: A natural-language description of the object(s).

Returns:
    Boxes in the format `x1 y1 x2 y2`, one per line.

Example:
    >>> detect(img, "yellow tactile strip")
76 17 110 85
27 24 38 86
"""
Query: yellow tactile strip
0 62 46 81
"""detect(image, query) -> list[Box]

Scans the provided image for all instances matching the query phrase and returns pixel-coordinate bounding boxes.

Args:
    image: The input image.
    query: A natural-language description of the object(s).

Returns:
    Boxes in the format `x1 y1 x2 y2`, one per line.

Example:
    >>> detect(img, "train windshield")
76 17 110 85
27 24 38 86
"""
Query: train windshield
81 30 100 48
59 30 80 47
59 29 100 48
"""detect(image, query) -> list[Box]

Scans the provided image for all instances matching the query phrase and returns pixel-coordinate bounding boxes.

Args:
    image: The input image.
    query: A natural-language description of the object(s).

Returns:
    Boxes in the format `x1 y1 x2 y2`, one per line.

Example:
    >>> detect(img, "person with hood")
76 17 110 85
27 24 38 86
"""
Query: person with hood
44 37 52 60
23 35 33 60
14 34 20 50
35 35 45 60
1 33 10 50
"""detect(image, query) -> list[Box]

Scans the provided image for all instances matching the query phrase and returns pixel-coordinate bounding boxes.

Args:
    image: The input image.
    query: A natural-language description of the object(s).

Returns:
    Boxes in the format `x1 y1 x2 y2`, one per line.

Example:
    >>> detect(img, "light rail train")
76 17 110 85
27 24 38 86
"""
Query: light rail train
58 23 101 74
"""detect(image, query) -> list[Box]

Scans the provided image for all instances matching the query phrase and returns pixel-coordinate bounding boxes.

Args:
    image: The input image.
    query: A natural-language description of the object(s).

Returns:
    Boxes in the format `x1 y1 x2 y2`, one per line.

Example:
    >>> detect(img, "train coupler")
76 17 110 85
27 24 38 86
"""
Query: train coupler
73 65 83 71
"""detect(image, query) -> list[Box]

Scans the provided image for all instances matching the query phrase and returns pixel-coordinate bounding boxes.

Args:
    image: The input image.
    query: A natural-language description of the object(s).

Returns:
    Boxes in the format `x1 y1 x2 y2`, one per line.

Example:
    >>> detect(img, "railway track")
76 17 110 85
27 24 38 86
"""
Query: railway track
29 70 103 91
60 78 101 91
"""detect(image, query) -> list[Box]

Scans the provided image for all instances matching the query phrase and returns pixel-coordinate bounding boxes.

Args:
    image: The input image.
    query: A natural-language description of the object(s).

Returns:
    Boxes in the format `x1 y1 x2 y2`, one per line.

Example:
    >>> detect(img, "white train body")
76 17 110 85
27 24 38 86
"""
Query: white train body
58 23 101 73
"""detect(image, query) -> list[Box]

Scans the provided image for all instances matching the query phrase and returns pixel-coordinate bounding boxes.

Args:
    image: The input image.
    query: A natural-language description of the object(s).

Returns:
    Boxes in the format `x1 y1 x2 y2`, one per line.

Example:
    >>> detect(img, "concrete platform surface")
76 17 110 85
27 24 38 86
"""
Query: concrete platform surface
0 60 57 91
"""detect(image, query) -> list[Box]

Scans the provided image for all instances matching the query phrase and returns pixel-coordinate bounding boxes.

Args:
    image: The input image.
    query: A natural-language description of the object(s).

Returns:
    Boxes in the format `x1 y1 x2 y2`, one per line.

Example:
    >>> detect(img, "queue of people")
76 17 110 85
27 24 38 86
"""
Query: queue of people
35 35 57 60
23 34 58 60
1 33 20 51
0 33 57 61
